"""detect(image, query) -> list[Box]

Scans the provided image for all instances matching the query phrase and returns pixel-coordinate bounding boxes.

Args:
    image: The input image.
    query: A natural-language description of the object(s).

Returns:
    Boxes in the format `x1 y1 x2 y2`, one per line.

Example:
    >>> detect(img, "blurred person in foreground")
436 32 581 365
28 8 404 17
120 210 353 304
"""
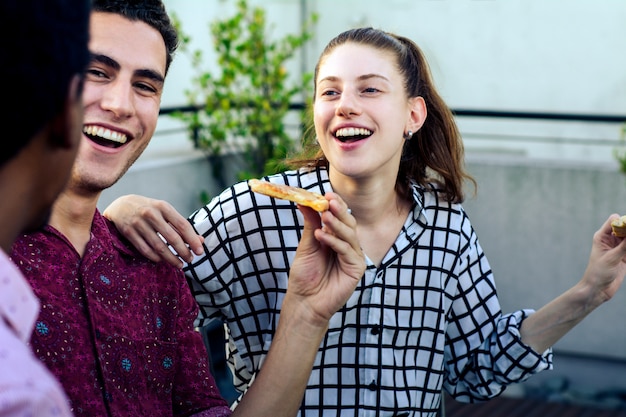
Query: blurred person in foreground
0 0 90 415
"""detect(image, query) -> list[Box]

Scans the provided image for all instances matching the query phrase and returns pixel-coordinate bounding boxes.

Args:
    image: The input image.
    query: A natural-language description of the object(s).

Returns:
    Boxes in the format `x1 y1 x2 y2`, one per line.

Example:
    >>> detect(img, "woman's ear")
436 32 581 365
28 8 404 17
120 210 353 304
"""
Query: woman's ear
406 96 427 134
49 74 84 152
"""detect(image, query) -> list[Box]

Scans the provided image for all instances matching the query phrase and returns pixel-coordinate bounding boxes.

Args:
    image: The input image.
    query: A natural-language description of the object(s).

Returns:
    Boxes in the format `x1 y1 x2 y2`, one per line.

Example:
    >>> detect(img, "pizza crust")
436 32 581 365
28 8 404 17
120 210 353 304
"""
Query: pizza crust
611 215 626 237
248 178 329 212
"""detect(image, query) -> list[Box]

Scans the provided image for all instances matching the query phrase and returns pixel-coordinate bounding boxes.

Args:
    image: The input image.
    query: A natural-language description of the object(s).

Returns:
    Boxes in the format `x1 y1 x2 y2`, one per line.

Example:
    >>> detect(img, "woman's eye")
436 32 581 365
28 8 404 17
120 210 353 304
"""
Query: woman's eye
363 87 380 93
321 90 339 97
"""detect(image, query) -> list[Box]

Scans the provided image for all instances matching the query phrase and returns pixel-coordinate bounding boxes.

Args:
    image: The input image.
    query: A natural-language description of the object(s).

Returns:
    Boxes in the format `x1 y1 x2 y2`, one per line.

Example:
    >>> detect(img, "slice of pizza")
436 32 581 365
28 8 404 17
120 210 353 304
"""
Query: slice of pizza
611 214 626 237
248 178 329 212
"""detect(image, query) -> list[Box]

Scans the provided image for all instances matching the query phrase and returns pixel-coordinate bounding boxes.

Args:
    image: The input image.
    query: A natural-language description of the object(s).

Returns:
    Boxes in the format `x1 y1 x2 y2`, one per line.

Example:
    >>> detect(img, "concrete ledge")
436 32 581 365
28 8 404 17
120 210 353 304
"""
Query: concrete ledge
98 150 215 217
464 154 626 360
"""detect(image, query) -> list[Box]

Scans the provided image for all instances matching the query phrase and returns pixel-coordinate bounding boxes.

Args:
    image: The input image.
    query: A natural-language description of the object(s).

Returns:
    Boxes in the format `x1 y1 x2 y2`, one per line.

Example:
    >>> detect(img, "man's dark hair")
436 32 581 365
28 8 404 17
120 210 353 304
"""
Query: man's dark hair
0 0 90 166
92 0 179 74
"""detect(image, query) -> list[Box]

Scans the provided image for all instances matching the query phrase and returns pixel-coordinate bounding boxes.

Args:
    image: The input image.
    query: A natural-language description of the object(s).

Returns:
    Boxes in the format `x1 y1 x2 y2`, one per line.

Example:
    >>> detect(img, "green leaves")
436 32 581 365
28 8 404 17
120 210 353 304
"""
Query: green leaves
173 0 316 184
614 124 626 177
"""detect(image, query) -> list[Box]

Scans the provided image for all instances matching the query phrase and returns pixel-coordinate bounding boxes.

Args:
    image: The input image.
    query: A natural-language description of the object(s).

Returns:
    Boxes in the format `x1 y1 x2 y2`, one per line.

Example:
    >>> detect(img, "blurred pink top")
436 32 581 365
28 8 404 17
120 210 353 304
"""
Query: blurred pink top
0 249 72 416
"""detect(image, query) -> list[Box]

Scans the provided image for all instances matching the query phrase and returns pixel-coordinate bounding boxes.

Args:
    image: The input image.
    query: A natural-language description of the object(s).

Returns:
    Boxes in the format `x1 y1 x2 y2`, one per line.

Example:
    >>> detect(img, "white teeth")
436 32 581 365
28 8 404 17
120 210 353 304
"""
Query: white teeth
83 125 128 144
335 127 372 137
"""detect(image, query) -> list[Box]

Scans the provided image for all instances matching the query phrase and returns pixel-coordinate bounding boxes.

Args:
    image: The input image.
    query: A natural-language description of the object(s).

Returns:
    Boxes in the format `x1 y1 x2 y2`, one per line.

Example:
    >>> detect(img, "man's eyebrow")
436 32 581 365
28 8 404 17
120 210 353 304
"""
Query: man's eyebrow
89 52 164 84
90 53 119 71
135 68 165 85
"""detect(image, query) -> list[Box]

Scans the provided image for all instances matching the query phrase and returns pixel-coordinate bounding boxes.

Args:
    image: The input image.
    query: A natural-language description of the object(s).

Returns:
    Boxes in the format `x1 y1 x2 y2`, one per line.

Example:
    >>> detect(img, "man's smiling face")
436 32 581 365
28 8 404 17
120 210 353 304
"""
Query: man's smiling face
71 11 166 194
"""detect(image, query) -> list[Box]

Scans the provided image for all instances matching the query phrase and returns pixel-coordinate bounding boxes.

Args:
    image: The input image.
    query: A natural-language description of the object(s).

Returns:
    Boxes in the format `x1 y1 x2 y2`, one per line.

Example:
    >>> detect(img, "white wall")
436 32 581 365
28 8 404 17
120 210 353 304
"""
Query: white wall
153 1 626 165
306 0 626 114
162 0 626 114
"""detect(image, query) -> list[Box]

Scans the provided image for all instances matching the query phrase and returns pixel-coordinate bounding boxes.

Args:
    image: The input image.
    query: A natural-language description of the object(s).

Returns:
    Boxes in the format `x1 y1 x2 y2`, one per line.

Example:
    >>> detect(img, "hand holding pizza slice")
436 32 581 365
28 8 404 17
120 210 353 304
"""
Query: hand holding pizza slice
611 214 626 237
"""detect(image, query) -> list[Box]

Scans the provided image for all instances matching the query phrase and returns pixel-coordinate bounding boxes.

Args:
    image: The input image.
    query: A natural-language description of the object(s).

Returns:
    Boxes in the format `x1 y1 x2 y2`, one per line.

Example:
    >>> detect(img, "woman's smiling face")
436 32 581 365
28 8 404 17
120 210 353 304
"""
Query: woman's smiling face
313 42 422 182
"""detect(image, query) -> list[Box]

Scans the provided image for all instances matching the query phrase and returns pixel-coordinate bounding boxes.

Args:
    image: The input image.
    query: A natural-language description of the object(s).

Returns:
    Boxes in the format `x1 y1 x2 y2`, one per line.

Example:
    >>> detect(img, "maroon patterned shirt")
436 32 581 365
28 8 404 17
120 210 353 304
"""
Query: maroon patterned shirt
10 210 231 417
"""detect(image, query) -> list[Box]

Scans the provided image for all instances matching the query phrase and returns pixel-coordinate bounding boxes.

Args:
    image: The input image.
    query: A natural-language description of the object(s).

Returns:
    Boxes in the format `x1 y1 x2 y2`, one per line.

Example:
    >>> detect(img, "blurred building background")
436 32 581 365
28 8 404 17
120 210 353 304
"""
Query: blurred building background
99 0 626 409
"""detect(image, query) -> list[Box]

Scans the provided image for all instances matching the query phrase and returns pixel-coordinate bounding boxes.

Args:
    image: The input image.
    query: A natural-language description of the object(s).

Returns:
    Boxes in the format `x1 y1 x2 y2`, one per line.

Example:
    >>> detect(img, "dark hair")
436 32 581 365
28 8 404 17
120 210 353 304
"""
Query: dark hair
292 27 475 203
0 0 90 166
92 0 179 74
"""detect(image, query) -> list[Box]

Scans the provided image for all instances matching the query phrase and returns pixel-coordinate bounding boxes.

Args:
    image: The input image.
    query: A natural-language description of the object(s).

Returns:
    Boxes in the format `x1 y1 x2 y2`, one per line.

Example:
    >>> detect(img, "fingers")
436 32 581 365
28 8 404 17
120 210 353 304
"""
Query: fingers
126 211 185 267
318 194 359 252
296 193 361 259
585 215 626 301
147 210 201 263
604 213 620 235
315 194 365 278
604 213 626 255
159 206 205 257
298 204 323 232
140 201 206 266
295 205 324 259
596 214 626 250
103 195 205 268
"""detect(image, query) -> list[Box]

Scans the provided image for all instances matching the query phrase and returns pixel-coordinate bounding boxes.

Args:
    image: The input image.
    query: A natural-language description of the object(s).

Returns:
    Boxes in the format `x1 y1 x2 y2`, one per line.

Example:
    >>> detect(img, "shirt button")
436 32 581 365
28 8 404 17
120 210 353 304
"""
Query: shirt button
371 326 380 335
367 380 378 391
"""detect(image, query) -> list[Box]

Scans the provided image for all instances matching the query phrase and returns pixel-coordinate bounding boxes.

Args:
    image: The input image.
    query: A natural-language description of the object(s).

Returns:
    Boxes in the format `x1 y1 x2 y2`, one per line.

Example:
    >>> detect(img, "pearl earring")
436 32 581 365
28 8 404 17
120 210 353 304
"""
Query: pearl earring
404 130 413 140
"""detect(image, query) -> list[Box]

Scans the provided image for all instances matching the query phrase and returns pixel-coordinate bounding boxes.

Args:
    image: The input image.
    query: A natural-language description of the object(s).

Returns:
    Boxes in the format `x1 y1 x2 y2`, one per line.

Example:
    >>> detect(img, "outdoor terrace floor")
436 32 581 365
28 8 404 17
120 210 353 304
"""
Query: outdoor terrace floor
443 393 626 417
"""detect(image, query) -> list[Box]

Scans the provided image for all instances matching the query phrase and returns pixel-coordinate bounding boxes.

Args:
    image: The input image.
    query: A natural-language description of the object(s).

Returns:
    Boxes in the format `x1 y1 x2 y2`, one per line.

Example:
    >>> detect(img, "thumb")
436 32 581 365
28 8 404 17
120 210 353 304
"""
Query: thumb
297 205 322 250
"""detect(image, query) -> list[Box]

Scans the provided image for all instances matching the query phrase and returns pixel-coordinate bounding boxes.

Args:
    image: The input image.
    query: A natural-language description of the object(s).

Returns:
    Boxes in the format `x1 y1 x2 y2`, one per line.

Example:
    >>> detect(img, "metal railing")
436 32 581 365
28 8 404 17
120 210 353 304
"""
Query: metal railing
449 108 626 124
160 103 626 122
156 104 626 154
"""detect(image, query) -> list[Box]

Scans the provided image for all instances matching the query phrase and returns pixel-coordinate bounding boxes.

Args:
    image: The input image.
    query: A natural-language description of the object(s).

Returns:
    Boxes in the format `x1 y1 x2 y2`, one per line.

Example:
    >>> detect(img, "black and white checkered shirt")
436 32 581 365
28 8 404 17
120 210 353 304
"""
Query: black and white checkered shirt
185 167 552 417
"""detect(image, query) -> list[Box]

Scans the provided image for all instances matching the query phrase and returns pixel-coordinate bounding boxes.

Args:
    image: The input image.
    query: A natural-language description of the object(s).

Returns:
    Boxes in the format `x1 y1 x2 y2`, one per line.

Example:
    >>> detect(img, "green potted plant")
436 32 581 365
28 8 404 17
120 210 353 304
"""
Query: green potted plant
615 124 626 177
172 0 317 189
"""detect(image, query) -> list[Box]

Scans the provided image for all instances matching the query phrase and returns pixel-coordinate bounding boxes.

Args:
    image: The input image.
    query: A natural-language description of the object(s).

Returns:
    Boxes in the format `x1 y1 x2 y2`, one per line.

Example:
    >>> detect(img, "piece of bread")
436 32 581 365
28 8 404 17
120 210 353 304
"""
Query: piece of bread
248 179 329 212
611 215 626 237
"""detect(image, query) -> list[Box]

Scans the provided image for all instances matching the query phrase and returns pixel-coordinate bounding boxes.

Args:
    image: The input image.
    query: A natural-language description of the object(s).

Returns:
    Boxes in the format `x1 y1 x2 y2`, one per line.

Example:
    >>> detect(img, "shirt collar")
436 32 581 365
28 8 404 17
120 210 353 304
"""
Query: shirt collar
409 180 429 226
311 166 430 226
93 209 139 257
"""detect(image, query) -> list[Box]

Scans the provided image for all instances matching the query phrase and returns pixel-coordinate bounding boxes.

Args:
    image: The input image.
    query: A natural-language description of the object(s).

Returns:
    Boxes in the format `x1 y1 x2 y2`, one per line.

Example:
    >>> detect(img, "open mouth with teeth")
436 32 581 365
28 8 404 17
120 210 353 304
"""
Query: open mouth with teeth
83 125 129 148
334 127 372 143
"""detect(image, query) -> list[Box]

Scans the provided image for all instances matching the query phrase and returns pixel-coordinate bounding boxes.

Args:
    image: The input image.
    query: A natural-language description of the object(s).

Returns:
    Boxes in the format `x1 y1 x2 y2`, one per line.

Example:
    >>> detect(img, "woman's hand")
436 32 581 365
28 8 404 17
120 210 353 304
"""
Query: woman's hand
580 213 626 306
103 195 204 268
234 192 365 417
285 192 365 326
